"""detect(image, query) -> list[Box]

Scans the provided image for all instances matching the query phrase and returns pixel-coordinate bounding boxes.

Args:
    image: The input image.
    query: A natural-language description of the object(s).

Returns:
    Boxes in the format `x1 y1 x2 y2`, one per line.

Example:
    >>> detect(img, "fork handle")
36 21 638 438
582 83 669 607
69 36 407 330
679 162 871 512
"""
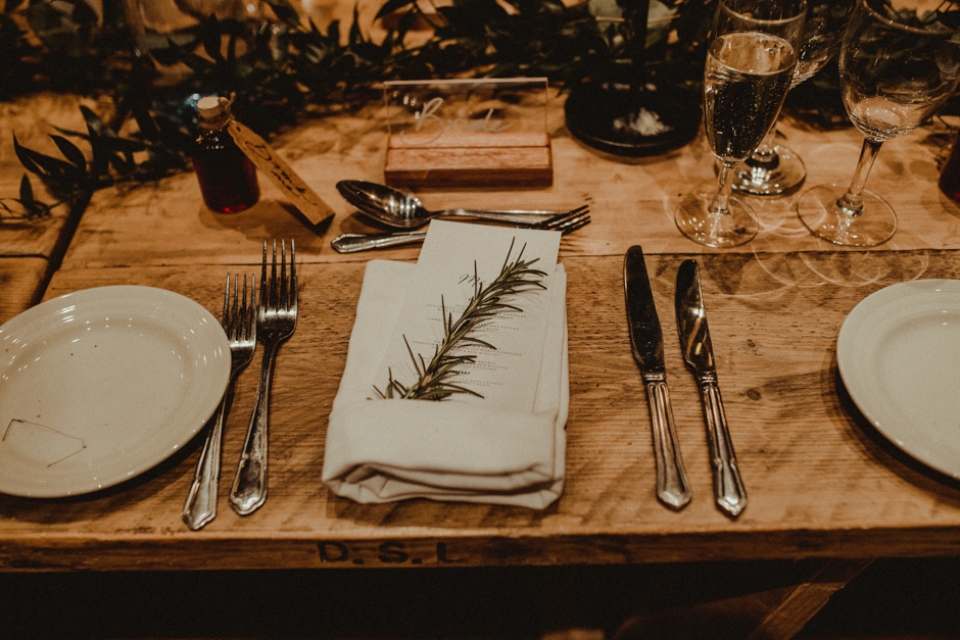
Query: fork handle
331 232 426 253
230 341 280 516
436 209 567 224
182 390 230 530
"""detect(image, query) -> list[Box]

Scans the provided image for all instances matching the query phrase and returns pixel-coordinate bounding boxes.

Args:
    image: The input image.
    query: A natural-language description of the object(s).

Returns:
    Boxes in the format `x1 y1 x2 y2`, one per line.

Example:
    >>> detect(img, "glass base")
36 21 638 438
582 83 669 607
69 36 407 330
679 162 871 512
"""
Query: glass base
796 184 897 247
730 144 806 196
675 193 759 248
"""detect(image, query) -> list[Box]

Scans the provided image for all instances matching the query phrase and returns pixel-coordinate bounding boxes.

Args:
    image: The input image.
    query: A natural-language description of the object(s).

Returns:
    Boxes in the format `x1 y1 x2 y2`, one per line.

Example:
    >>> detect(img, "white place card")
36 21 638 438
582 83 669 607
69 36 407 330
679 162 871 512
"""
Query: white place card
373 220 561 412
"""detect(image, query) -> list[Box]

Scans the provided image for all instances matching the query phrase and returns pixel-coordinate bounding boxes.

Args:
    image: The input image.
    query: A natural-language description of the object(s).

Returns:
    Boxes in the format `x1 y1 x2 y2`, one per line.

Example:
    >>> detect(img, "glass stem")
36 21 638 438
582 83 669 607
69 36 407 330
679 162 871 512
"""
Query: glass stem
838 137 884 217
747 122 779 168
709 160 738 216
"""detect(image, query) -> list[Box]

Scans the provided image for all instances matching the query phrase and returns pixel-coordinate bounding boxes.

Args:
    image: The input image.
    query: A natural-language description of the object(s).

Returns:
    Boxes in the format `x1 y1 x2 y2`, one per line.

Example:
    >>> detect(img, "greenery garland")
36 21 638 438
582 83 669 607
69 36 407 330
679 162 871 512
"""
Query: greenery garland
1 0 956 220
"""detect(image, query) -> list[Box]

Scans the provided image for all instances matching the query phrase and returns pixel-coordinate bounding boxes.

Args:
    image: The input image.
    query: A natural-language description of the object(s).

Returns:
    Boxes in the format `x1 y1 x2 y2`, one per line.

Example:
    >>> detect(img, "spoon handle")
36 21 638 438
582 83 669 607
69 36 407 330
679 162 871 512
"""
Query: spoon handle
331 232 427 253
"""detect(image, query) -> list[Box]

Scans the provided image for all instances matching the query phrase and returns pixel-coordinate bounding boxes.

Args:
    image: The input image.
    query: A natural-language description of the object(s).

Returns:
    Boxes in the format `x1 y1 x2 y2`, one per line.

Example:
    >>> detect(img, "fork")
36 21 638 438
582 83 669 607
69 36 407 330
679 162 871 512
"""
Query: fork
330 208 592 253
229 240 298 516
182 273 257 530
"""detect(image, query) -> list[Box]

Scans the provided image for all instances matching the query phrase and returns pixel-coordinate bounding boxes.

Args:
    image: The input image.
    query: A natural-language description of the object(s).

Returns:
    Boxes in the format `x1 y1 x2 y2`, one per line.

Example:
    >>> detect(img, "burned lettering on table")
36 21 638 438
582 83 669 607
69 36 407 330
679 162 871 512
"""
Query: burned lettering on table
316 540 466 565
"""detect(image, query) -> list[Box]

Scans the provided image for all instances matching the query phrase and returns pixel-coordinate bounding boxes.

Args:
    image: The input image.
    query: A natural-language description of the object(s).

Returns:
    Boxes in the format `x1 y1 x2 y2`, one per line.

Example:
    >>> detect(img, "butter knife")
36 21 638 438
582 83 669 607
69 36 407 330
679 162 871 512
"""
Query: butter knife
624 246 692 510
675 259 747 518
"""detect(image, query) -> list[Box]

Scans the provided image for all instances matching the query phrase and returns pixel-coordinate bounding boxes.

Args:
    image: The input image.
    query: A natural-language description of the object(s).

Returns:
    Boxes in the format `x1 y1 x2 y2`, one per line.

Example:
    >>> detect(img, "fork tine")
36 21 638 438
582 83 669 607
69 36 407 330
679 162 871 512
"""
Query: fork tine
221 274 232 327
223 274 239 341
289 240 297 313
555 212 590 230
540 210 589 231
279 240 288 311
560 216 591 235
271 239 279 310
240 274 254 343
259 241 268 314
543 205 589 225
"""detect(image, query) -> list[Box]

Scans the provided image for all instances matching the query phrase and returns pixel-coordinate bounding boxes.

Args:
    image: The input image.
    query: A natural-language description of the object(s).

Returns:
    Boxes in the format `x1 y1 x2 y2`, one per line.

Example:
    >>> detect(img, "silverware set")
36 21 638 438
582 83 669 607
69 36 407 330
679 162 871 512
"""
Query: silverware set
331 180 591 253
183 239 298 530
331 207 591 253
624 246 746 518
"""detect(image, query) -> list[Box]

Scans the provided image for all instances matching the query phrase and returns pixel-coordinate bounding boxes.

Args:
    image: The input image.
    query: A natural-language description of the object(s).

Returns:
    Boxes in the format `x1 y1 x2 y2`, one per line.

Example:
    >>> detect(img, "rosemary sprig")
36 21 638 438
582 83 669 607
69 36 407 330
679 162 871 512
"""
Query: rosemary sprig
377 239 548 401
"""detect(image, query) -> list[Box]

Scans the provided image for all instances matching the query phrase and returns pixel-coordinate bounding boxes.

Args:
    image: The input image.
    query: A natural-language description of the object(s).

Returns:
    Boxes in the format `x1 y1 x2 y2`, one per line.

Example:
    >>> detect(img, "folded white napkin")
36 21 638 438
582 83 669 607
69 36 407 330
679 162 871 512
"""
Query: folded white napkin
322 259 567 509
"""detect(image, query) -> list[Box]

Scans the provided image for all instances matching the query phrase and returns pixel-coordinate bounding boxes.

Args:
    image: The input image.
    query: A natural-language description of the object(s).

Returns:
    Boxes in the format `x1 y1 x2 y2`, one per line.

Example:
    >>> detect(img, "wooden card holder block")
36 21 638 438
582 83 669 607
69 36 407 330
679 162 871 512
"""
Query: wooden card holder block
384 132 553 189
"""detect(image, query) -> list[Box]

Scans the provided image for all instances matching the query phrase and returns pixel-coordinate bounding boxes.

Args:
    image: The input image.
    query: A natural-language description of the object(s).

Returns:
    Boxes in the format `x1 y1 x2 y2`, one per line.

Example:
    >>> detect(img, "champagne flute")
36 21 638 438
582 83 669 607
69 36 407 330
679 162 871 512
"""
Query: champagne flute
797 0 960 247
676 0 806 248
731 0 857 196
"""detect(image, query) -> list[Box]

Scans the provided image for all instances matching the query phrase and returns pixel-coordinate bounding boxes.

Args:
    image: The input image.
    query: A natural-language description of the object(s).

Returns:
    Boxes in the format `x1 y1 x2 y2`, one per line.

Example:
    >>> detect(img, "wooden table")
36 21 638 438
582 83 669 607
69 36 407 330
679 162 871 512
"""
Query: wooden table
3 91 960 638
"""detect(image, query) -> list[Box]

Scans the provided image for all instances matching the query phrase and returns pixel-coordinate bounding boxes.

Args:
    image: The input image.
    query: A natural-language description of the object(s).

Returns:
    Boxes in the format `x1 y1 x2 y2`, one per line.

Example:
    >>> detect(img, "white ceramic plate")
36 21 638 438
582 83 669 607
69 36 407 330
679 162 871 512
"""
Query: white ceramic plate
838 279 960 479
0 286 230 497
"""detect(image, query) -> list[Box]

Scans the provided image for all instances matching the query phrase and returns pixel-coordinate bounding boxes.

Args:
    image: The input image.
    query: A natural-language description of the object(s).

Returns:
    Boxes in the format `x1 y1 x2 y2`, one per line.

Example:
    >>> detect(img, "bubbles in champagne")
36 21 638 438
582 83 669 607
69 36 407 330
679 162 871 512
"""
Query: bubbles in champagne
704 32 796 162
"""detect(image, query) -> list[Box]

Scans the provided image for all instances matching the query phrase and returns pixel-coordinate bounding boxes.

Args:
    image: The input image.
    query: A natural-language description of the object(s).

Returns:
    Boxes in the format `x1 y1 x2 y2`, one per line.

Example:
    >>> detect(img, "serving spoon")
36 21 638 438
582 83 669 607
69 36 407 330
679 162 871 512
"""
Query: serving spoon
336 180 587 229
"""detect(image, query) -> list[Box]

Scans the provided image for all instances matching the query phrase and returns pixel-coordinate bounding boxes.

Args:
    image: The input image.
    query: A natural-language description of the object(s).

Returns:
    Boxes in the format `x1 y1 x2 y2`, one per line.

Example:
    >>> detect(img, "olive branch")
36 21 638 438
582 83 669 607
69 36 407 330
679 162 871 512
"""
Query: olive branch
376 238 548 401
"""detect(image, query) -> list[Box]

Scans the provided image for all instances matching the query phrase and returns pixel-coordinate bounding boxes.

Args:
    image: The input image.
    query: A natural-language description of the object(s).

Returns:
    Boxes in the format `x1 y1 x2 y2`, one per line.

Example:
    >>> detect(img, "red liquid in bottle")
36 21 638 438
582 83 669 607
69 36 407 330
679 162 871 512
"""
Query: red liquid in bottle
939 135 960 204
192 97 260 213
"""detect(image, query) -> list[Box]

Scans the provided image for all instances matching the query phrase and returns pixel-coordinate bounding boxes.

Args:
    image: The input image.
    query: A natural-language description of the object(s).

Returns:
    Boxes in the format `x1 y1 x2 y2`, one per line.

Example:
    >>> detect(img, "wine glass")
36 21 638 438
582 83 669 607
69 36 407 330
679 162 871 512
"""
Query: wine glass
797 0 960 247
675 0 807 248
731 0 857 196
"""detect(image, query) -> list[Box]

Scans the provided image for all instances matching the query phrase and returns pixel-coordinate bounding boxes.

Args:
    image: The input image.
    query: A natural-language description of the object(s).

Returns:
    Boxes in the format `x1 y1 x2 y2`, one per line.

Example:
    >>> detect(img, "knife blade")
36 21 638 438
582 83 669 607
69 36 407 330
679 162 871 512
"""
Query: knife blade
675 259 747 518
624 246 692 510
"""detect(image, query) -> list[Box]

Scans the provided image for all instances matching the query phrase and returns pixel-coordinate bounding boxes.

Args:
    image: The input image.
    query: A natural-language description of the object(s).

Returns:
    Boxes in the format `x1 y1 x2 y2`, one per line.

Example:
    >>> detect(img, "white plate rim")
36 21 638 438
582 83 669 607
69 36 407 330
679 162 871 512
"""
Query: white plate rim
0 285 230 498
838 278 960 479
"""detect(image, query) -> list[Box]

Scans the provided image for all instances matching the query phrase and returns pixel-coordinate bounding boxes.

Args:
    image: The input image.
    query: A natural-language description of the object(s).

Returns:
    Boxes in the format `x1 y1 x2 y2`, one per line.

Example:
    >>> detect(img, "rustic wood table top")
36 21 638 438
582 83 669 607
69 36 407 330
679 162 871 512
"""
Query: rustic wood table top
3 92 960 574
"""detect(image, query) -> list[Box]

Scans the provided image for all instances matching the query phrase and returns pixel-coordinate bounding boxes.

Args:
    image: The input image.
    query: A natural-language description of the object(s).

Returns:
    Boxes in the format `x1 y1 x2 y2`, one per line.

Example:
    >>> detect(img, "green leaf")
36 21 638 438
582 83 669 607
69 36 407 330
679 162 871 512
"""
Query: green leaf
266 0 303 29
97 135 147 155
200 15 225 64
13 135 43 176
14 135 81 178
50 134 87 170
376 0 417 20
18 173 33 204
79 105 110 138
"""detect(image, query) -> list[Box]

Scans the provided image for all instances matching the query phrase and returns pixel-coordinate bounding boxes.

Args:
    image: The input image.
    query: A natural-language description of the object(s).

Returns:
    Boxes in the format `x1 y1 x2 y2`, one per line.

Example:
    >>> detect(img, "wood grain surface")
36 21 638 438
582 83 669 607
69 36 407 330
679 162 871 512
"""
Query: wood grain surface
0 257 50 324
3 249 960 571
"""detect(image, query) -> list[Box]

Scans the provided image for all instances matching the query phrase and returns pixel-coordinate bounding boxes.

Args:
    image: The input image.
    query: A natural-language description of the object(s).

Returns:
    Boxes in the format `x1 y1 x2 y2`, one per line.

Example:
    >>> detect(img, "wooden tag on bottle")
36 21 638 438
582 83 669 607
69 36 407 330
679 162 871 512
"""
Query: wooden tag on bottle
226 119 335 227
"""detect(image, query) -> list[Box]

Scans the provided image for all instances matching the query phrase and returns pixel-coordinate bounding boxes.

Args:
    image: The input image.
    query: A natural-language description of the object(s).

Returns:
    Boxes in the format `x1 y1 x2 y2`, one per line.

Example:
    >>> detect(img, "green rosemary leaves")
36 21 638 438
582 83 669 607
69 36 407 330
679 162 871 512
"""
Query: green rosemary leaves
377 239 548 401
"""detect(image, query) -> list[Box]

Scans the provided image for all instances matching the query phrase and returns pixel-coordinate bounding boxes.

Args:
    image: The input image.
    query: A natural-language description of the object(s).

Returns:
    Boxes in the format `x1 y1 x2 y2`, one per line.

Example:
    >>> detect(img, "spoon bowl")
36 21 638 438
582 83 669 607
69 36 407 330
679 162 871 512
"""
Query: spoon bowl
336 181 429 229
335 180 588 230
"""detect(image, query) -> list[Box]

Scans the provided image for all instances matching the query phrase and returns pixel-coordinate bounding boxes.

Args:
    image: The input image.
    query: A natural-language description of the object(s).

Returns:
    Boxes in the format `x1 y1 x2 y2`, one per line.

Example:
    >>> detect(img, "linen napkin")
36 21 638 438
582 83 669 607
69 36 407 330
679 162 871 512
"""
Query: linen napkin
322 222 567 509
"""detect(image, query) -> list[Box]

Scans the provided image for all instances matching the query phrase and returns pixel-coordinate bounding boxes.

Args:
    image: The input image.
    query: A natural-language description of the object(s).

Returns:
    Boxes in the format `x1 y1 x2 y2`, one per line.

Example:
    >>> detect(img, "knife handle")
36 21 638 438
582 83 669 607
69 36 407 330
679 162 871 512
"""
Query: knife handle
697 377 747 517
644 379 693 510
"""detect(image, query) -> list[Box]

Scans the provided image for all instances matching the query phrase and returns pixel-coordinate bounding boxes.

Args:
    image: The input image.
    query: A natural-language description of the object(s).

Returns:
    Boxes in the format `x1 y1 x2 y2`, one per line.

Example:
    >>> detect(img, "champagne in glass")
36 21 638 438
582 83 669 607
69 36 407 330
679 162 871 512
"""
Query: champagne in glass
731 0 856 196
675 0 806 248
796 0 960 247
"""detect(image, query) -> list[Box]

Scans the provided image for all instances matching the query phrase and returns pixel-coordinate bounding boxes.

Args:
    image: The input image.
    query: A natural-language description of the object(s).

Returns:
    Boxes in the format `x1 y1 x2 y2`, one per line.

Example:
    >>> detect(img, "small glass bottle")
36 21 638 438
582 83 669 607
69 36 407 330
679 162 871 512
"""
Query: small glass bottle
192 96 260 213
939 134 960 204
